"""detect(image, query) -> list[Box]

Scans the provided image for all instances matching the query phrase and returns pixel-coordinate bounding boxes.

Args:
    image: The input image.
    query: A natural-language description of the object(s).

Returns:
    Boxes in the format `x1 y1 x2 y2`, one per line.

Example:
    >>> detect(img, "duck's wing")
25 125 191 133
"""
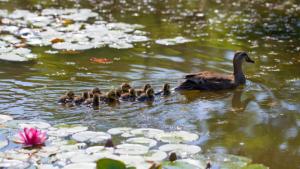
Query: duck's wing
176 71 235 90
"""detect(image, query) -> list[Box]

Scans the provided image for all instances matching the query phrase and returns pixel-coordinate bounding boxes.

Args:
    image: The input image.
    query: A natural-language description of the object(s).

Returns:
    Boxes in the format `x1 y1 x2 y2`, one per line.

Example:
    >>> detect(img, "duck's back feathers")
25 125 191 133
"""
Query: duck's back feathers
177 71 236 90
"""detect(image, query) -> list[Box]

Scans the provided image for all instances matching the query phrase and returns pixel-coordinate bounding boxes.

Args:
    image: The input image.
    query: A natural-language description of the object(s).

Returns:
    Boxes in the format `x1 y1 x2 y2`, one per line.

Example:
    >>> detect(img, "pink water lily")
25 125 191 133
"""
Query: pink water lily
18 127 47 147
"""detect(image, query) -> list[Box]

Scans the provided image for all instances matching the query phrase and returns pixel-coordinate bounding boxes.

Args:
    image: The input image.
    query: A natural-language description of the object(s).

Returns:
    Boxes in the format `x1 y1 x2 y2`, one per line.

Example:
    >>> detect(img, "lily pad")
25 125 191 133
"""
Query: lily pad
159 144 201 157
155 37 194 46
62 162 96 169
162 160 200 169
143 150 167 162
0 114 13 123
0 139 8 149
18 121 51 129
115 144 149 155
107 127 132 135
125 137 157 148
72 131 111 144
0 159 30 168
48 125 88 137
155 131 199 143
130 128 164 138
96 158 126 169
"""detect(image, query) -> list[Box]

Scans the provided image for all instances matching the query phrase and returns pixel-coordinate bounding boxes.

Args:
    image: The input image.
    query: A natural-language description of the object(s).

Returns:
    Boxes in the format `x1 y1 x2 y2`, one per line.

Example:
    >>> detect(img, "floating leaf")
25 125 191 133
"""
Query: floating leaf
63 162 96 169
72 131 111 143
90 57 113 64
125 137 157 148
107 127 132 135
97 158 126 169
162 160 200 169
155 131 199 143
155 37 194 46
144 150 167 162
130 128 164 138
115 144 149 155
0 114 13 123
51 38 65 44
159 144 201 157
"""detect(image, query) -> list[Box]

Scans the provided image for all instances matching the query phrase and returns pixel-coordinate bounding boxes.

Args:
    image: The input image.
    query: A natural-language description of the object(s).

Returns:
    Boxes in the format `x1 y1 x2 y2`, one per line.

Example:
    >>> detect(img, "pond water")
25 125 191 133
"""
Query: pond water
0 0 300 168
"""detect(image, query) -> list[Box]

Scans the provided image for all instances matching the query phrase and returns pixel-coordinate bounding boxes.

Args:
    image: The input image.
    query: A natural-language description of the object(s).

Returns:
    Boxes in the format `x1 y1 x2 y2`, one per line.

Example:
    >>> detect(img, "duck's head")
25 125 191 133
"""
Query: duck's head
234 51 254 64
129 88 136 96
146 88 154 96
83 91 89 99
107 90 118 100
143 84 152 91
92 87 101 95
121 83 131 93
66 91 75 98
163 83 171 91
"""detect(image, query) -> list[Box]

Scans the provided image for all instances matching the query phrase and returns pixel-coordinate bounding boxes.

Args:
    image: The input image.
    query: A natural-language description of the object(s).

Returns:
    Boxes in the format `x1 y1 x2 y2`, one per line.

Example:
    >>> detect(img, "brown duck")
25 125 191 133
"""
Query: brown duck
155 83 171 96
137 88 155 102
100 89 119 104
175 52 254 91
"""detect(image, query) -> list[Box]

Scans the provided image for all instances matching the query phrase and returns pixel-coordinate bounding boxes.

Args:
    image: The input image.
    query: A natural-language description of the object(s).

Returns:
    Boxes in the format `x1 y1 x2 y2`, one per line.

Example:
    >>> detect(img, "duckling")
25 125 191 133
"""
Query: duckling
120 83 131 93
84 93 100 106
74 91 89 105
175 51 255 91
136 84 152 96
115 87 122 98
100 89 119 104
58 91 75 104
89 87 101 98
155 83 171 96
137 88 154 102
120 88 136 101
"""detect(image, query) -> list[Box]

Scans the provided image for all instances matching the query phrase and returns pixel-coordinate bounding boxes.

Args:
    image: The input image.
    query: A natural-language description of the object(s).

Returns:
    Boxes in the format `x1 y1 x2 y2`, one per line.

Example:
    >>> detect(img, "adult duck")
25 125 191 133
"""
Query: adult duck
175 51 254 91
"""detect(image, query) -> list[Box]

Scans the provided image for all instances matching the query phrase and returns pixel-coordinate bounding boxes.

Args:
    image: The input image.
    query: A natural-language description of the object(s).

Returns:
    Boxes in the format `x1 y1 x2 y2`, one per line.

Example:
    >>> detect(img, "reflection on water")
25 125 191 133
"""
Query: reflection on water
0 0 300 168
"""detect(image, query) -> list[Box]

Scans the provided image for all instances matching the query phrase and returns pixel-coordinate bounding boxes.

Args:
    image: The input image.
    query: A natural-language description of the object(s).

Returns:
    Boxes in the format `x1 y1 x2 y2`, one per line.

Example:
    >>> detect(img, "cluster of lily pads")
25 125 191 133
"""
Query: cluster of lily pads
0 114 268 169
0 8 194 62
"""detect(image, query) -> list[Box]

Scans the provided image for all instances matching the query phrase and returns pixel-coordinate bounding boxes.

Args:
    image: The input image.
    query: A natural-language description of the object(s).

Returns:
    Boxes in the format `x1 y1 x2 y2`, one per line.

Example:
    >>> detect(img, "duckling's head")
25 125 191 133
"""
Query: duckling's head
121 83 131 92
107 90 118 100
92 87 101 95
82 91 89 99
234 51 254 64
163 83 171 91
146 88 154 96
143 84 152 91
129 88 136 96
66 91 75 98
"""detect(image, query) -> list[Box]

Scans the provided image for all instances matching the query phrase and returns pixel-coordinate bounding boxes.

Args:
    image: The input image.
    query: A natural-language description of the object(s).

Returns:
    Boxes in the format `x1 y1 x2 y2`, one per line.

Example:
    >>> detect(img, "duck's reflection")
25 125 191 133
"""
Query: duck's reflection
178 87 254 113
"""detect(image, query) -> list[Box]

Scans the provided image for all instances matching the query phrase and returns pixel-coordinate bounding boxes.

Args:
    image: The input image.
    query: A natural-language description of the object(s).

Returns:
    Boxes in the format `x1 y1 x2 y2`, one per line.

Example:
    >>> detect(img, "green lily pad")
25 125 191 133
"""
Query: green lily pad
115 144 149 155
125 137 157 148
155 131 199 143
162 160 200 169
96 158 126 169
159 144 201 157
107 127 132 135
130 128 164 138
72 131 111 143
63 162 96 169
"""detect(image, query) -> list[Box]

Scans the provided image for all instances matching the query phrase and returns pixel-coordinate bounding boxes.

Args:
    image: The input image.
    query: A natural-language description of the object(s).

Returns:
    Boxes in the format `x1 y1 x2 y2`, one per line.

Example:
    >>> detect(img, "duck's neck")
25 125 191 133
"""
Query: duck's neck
233 60 246 85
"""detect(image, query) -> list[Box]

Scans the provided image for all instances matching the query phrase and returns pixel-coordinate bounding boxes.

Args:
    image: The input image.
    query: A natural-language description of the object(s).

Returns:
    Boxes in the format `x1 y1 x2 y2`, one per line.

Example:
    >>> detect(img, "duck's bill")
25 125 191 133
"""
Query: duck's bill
245 57 255 63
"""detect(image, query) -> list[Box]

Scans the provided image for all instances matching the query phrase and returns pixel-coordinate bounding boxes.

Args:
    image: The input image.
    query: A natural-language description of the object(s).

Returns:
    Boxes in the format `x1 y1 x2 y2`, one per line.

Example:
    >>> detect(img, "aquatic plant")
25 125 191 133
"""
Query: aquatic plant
18 127 47 147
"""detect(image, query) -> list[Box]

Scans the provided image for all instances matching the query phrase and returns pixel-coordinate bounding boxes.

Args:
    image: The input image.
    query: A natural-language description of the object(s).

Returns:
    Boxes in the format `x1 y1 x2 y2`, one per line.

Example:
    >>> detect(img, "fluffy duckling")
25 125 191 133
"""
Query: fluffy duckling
120 83 131 93
120 88 136 101
175 51 254 91
89 87 101 98
155 83 171 96
84 94 100 107
136 84 152 96
74 91 89 105
115 88 122 98
100 89 119 104
58 91 75 104
137 88 154 102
